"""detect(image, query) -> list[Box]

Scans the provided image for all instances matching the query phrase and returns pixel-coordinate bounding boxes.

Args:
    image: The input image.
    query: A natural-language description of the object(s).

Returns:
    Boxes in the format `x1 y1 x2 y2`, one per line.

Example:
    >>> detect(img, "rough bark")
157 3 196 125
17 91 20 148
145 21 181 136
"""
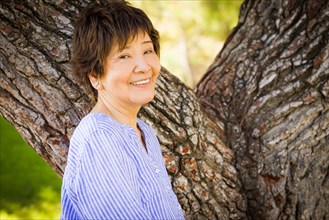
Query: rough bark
196 0 329 219
0 0 328 219
0 0 246 219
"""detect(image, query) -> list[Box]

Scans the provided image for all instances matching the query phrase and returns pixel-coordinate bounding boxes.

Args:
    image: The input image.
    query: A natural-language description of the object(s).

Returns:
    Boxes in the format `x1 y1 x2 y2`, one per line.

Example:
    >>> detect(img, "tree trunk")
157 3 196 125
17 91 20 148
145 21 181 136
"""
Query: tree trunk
196 0 329 219
0 0 328 220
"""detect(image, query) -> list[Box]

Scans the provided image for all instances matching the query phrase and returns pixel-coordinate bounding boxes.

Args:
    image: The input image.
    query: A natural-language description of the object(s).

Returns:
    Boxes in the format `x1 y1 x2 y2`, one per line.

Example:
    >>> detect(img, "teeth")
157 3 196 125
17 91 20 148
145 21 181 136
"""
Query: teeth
130 78 150 85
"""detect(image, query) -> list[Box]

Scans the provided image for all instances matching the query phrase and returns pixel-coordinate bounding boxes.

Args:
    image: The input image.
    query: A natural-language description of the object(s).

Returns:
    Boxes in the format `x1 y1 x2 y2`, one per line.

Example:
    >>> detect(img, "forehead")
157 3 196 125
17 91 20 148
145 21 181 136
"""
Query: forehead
112 31 151 52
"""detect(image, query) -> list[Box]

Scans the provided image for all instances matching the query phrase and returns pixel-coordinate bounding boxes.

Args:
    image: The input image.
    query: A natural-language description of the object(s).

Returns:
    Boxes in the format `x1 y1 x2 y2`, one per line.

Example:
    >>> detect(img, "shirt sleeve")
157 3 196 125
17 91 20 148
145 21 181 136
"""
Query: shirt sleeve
71 129 151 219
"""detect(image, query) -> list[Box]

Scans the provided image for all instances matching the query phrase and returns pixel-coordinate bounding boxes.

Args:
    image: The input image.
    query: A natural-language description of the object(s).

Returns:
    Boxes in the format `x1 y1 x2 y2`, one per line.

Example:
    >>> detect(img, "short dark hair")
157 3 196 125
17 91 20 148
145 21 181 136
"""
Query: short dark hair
72 0 160 94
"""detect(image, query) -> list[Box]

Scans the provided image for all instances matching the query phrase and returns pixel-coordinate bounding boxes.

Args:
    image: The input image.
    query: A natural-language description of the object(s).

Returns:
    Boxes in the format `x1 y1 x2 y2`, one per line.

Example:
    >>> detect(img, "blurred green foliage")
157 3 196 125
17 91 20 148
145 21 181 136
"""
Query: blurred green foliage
132 0 243 87
0 1 242 218
0 117 61 219
202 1 243 39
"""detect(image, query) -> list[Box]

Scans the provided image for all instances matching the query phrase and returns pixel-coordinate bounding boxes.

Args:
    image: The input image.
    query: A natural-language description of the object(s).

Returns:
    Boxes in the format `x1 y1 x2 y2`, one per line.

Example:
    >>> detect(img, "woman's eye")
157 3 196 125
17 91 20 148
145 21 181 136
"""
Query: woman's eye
119 55 129 59
145 49 154 54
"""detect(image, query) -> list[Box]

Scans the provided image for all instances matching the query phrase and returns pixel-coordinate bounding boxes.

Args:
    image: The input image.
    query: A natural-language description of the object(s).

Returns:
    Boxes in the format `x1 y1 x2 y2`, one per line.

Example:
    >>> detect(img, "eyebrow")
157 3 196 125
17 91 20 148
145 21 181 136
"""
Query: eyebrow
113 40 153 57
142 40 153 45
124 40 153 49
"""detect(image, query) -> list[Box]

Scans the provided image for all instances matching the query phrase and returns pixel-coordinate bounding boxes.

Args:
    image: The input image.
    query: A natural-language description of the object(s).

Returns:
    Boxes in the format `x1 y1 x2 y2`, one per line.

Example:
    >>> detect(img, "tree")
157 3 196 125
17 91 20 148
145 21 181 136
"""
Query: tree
0 0 328 219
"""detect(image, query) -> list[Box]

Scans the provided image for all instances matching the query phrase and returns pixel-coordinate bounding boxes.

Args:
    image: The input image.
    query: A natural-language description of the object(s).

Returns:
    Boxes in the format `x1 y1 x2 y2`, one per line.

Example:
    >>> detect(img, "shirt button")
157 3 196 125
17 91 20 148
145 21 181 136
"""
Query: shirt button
155 168 161 173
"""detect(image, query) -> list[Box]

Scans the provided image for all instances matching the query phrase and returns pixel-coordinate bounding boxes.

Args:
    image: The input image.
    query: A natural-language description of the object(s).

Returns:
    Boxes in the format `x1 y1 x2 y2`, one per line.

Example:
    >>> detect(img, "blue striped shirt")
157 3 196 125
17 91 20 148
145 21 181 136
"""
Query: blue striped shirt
61 112 184 219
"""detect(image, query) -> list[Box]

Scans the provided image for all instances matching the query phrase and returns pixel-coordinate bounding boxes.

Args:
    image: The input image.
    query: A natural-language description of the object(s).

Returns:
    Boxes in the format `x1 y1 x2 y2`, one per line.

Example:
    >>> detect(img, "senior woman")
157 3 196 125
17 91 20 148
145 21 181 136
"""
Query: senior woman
60 0 184 219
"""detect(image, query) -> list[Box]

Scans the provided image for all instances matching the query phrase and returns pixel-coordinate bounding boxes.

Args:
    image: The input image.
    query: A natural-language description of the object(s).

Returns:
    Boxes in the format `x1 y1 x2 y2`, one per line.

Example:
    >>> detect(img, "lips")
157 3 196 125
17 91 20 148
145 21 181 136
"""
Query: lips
130 78 150 86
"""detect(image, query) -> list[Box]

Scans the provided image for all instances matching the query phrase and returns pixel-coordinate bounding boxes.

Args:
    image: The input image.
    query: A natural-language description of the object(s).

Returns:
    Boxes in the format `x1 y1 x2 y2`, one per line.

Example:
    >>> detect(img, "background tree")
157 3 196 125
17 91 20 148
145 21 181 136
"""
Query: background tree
0 0 328 220
196 1 329 219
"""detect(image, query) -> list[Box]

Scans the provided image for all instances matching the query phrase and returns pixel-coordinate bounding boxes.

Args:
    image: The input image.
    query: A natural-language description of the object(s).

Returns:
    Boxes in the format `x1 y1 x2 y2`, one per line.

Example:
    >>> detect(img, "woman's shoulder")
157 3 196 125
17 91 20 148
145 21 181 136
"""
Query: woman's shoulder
72 112 122 143
65 113 127 176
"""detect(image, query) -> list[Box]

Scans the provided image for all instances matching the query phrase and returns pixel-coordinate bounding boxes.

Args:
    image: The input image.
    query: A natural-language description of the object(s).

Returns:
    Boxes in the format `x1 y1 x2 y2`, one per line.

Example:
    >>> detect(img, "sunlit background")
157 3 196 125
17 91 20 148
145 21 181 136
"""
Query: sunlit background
0 1 242 219
133 1 242 87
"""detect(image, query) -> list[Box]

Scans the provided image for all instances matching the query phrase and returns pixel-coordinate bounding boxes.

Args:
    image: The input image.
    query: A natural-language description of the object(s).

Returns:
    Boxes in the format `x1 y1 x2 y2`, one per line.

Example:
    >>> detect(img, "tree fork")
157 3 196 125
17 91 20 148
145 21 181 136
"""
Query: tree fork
0 1 247 218
1 0 328 219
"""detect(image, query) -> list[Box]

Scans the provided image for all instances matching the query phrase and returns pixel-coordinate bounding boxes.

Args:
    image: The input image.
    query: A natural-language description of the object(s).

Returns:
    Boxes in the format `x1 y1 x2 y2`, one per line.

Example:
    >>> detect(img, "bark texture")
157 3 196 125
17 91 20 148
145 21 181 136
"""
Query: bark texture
0 0 328 219
196 0 329 219
0 0 246 219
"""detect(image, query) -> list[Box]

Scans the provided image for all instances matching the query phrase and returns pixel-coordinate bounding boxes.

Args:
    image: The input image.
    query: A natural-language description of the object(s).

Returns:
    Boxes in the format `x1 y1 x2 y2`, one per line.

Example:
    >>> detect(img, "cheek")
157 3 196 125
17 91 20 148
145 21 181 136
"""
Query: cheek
105 67 128 83
151 56 161 76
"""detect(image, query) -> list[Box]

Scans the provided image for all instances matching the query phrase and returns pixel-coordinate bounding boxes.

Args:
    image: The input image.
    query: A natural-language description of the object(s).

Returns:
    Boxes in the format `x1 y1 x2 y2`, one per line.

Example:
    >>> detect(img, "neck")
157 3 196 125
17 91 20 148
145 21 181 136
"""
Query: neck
92 94 141 130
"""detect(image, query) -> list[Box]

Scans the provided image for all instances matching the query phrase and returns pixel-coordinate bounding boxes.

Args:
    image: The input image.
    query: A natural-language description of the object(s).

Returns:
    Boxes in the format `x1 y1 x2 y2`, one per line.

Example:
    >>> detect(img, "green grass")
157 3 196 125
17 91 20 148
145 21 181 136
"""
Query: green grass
0 116 62 219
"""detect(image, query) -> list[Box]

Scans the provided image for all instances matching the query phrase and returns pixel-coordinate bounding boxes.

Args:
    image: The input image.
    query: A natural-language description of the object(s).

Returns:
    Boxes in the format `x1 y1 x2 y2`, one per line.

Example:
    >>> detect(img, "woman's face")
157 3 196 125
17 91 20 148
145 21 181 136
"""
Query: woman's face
99 31 161 110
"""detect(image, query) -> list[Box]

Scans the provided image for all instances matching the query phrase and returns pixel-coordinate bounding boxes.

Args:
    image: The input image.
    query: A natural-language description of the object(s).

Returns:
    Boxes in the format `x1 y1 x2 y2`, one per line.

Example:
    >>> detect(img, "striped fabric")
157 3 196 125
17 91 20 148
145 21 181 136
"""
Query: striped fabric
61 112 184 219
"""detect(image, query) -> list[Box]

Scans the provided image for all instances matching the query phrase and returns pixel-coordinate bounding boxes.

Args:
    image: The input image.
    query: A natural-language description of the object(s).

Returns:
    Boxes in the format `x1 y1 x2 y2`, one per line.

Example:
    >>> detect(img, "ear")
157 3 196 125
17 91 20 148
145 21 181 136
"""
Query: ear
88 72 101 90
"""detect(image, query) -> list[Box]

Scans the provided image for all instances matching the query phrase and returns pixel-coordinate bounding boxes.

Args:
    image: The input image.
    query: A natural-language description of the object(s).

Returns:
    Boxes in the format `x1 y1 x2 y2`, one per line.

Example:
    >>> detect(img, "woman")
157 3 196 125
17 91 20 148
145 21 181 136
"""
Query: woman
61 0 185 219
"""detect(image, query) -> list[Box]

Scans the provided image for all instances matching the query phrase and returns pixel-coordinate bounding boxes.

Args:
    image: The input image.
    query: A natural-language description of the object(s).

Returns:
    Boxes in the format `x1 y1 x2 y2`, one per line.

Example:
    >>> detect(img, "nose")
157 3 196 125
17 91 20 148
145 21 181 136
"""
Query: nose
134 55 151 73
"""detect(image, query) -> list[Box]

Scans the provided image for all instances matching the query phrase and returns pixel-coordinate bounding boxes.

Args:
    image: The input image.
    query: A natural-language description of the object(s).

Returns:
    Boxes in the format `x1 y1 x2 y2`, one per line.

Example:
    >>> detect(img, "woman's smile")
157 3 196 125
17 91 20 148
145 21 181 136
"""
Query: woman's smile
130 78 151 86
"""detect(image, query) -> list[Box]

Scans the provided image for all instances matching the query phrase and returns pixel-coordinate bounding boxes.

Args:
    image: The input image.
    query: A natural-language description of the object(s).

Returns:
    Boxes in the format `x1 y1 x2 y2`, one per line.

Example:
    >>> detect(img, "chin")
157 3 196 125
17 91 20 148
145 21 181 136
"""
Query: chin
135 94 155 105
